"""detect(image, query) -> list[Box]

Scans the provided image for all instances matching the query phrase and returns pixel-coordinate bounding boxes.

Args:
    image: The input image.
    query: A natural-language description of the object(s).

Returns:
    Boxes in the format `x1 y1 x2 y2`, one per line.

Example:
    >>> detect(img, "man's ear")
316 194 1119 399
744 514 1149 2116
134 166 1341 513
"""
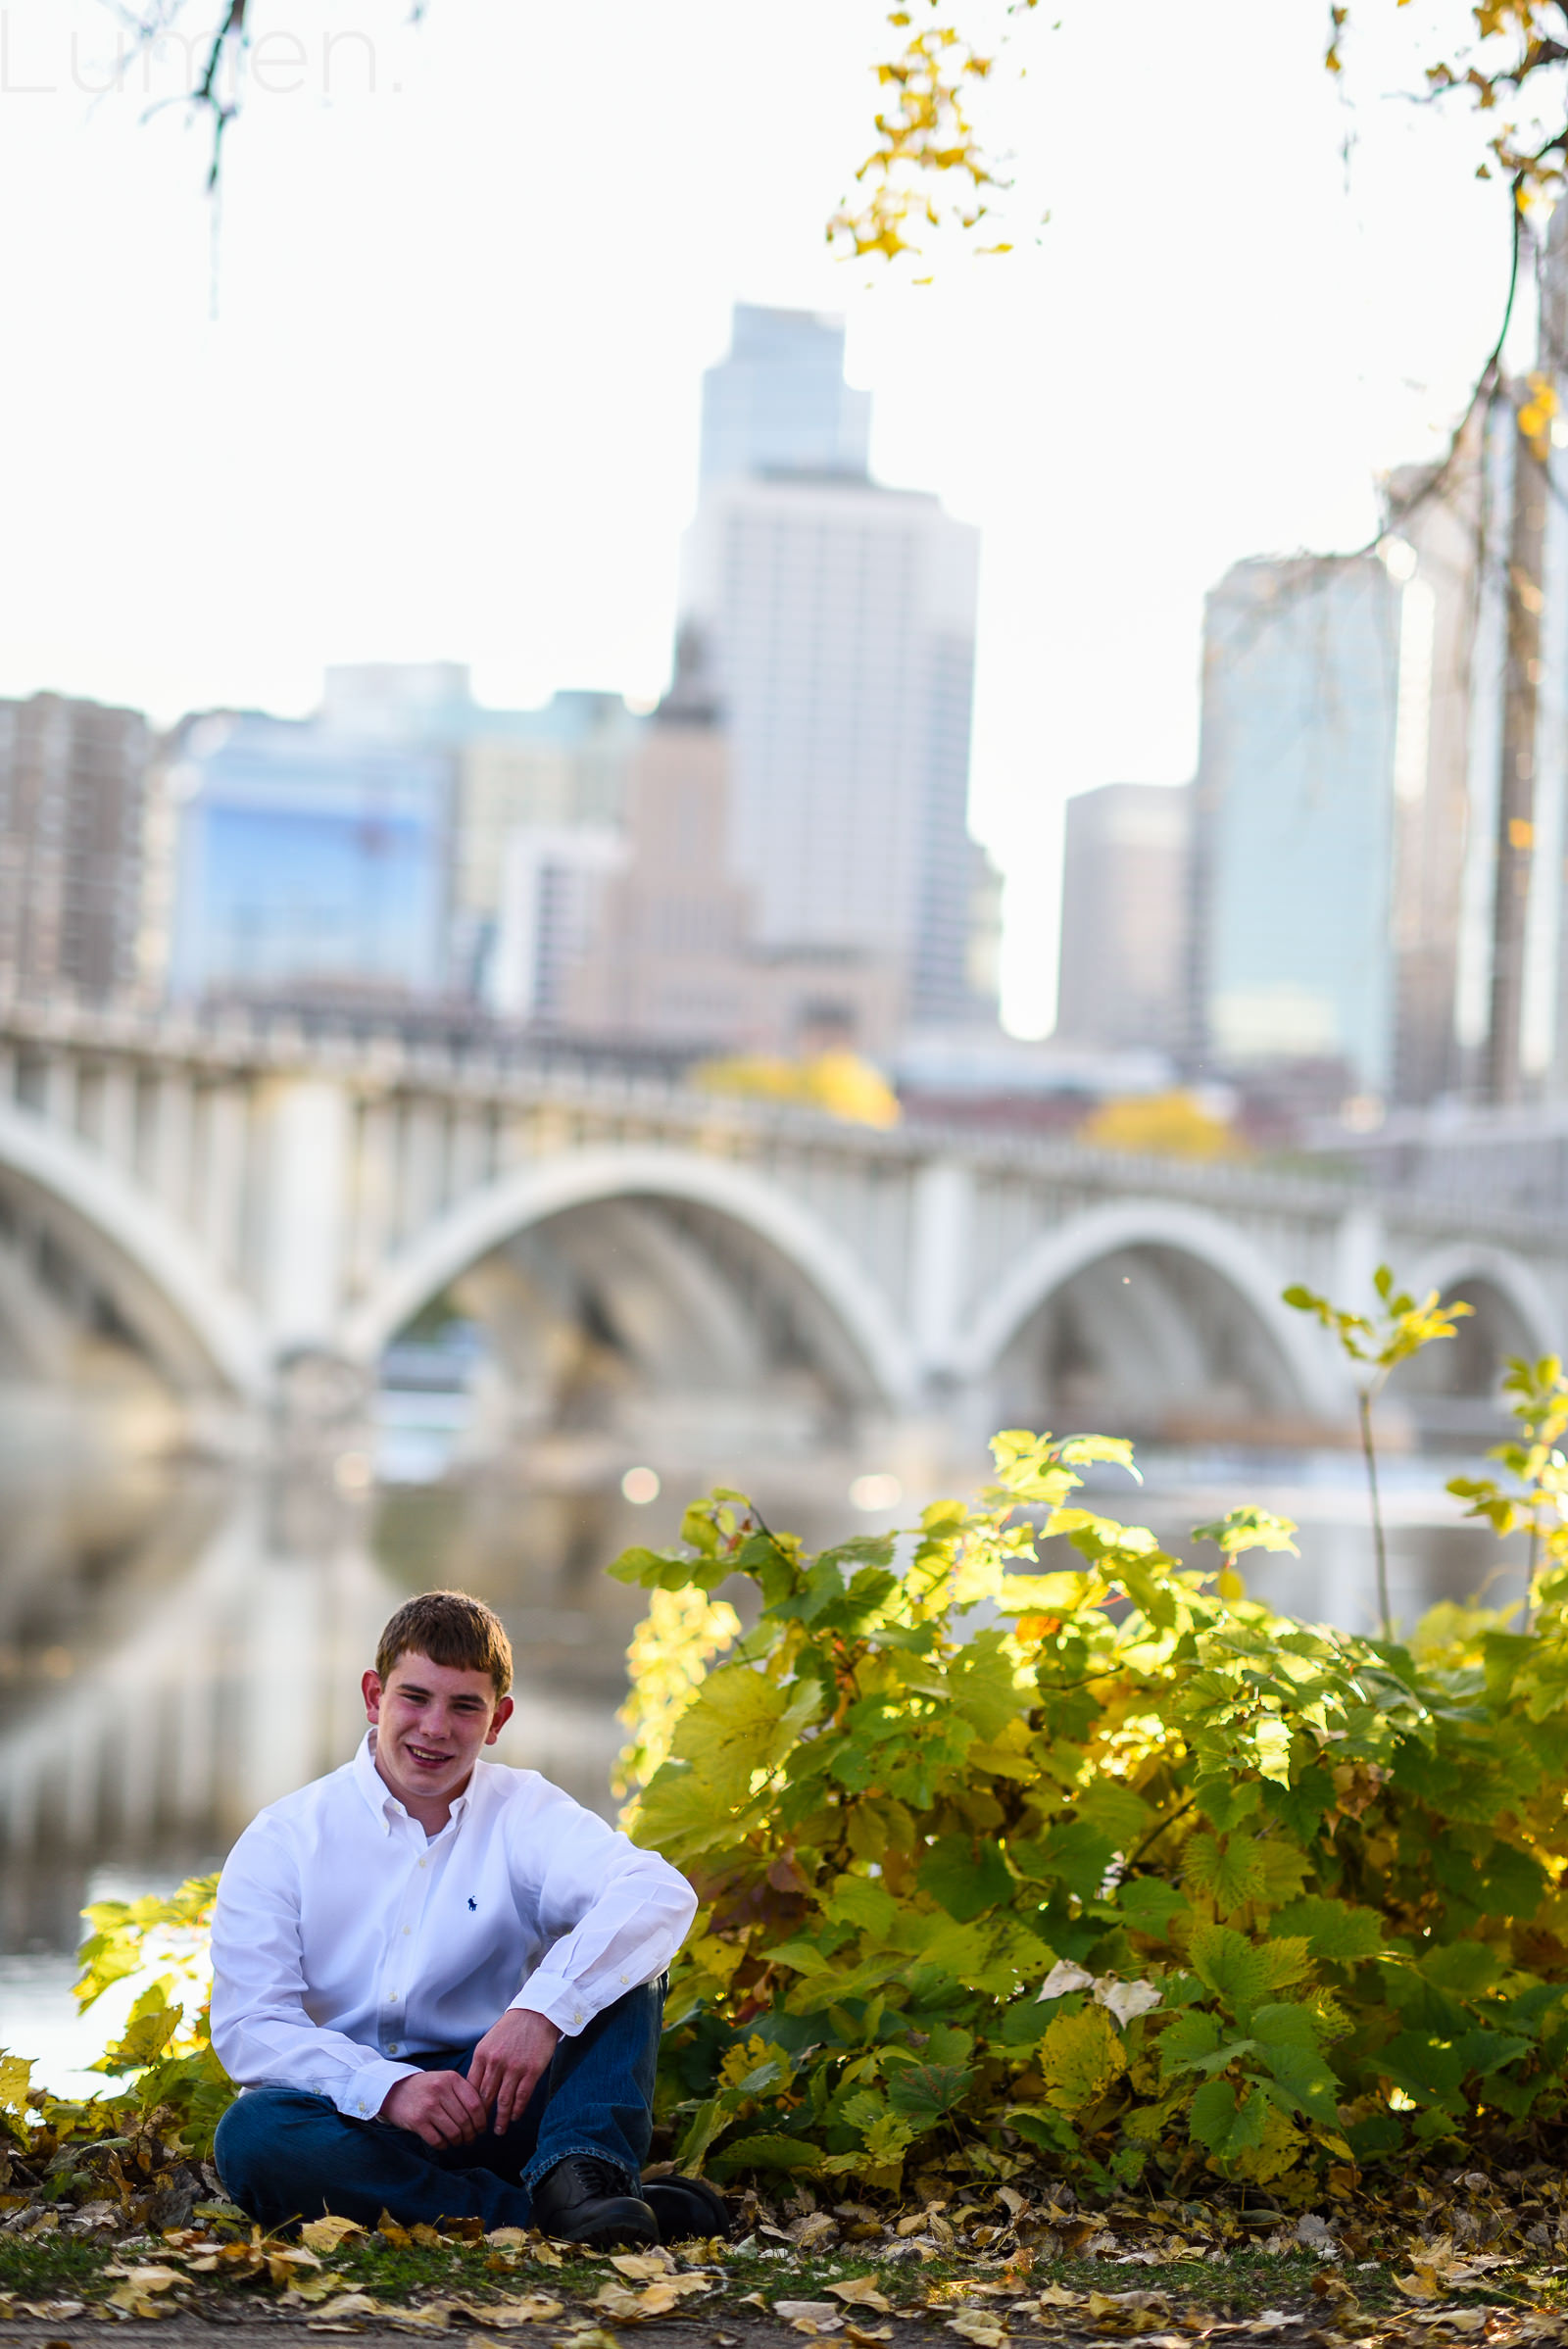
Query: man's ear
485 1694 514 1746
363 1668 383 1724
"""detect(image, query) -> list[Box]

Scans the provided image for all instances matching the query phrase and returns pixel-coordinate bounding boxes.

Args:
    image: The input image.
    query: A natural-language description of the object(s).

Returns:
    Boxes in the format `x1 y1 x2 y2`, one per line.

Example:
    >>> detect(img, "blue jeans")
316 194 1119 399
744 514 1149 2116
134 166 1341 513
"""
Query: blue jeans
214 1980 663 2234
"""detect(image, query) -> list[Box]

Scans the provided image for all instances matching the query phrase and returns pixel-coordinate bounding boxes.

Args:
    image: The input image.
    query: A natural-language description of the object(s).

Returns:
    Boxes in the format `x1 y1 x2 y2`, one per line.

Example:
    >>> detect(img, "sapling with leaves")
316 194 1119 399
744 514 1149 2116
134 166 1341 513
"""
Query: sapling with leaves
1448 1353 1568 1630
1284 1267 1473 1641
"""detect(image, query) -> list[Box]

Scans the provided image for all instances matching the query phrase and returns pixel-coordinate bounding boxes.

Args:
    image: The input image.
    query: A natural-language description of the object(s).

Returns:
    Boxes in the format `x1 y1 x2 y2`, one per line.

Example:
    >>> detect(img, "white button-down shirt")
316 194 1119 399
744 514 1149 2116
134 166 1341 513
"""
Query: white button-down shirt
209 1734 696 2122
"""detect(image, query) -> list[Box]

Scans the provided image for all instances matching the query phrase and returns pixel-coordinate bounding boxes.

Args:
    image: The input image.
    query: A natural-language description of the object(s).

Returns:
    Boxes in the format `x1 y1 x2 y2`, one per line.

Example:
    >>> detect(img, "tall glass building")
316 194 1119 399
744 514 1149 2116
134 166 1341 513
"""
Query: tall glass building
681 305 992 1031
1191 555 1406 1099
699 305 871 486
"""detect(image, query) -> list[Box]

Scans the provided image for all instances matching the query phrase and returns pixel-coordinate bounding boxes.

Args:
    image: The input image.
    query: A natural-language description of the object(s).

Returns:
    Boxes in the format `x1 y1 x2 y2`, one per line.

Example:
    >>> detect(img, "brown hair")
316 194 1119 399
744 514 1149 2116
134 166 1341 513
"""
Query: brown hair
375 1590 514 1699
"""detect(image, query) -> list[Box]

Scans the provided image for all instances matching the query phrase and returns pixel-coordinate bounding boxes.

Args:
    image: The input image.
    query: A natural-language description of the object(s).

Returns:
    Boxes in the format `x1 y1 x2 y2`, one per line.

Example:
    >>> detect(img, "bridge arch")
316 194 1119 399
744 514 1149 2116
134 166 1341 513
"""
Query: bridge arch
0 1103 268 1403
955 1197 1348 1423
339 1145 918 1410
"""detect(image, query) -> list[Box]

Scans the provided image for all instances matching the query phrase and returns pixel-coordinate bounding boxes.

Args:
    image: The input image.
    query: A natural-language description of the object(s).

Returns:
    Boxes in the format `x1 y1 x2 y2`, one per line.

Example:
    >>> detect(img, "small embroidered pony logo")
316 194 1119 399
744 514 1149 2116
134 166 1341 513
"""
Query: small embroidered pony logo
467 1897 477 1911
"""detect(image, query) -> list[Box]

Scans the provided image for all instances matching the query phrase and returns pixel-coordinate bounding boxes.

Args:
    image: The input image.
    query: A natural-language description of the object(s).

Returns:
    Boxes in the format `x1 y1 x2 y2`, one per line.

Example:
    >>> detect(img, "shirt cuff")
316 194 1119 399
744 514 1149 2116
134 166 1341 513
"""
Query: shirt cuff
333 2057 417 2122
510 1975 592 2036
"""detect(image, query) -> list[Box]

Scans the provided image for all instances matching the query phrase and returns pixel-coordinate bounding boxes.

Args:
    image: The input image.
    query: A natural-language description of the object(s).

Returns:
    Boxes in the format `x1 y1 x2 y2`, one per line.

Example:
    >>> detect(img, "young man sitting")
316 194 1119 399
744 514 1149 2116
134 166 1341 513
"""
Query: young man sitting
211 1590 724 2248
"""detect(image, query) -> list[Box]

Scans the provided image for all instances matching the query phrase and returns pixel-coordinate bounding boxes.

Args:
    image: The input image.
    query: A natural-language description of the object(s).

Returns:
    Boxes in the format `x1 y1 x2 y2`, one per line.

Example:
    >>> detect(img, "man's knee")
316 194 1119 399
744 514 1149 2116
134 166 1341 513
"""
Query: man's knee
215 2087 335 2200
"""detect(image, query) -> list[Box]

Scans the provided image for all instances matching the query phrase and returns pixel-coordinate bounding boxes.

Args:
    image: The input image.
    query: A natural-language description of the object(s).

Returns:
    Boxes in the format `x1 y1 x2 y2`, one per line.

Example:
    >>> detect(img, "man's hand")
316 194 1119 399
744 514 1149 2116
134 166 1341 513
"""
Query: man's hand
380 2068 489 2148
468 2008 562 2134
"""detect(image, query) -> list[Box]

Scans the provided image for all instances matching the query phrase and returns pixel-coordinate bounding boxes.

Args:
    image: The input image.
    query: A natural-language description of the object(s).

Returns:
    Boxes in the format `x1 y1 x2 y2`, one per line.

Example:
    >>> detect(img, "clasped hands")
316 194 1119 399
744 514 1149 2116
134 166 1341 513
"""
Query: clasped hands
379 2009 562 2147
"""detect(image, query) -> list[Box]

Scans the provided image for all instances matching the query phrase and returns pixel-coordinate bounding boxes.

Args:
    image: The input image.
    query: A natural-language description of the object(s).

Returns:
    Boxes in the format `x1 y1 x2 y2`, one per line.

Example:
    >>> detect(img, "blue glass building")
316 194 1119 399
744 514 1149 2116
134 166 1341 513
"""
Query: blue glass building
1193 555 1402 1098
165 714 448 1000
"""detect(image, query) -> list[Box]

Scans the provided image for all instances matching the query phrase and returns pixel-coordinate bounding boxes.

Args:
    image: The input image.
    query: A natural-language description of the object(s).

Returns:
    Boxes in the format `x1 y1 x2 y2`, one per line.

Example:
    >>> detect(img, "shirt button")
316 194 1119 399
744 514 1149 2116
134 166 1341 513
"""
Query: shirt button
619 1974 628 1983
573 2010 582 2024
403 1927 411 1935
418 1859 426 1869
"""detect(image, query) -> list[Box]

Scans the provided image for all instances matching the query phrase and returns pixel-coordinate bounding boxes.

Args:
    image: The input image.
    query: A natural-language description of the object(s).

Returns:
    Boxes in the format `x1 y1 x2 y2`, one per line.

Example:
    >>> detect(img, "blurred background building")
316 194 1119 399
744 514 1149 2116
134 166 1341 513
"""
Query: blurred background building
679 305 998 1039
1054 782 1191 1055
1189 552 1404 1107
0 693 148 1002
150 712 449 1003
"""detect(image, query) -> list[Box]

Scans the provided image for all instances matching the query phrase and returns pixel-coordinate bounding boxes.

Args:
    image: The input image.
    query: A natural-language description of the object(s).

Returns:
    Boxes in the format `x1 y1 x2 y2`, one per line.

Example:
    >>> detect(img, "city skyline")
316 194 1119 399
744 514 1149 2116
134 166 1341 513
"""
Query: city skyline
0 0 1529 1036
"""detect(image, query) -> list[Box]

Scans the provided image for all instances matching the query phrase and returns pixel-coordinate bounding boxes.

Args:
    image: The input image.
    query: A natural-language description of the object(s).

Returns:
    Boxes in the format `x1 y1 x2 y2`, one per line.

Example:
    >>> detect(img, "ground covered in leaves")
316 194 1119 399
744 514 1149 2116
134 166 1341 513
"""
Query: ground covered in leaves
7 2138 1568 2345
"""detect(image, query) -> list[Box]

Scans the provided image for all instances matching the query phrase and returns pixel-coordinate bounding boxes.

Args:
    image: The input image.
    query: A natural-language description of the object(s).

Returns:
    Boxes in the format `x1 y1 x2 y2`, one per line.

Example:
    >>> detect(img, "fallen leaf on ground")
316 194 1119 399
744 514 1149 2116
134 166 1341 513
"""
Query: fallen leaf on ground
378 2212 413 2245
791 2213 840 2251
283 2270 351 2305
552 2329 623 2349
302 2215 367 2255
1396 2273 1442 2303
592 2278 712 2320
487 2228 534 2249
844 2326 894 2346
310 2293 382 2324
775 2301 847 2333
609 2251 677 2279
826 2277 894 2313
947 2314 1006 2347
456 2297 566 2325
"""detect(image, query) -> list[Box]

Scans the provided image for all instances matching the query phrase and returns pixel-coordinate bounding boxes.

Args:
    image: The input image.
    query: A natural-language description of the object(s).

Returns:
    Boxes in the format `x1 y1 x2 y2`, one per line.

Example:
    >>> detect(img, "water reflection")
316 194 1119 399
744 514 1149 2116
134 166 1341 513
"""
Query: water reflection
0 1435 1534 2077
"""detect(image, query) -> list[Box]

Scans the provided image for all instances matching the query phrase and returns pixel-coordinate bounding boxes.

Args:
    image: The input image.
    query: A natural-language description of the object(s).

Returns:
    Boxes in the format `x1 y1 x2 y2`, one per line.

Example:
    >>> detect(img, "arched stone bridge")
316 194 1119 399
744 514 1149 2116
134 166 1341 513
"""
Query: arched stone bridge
0 999 1561 1460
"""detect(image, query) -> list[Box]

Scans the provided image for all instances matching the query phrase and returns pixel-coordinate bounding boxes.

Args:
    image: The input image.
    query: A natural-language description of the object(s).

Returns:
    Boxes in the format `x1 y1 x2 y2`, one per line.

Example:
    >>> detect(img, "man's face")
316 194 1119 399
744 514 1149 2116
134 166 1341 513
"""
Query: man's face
362 1651 514 1814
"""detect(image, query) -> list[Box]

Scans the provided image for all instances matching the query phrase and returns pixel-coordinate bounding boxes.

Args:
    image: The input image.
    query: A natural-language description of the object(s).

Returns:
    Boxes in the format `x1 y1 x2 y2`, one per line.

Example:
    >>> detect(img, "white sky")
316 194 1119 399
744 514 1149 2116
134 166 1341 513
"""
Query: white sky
0 0 1536 1033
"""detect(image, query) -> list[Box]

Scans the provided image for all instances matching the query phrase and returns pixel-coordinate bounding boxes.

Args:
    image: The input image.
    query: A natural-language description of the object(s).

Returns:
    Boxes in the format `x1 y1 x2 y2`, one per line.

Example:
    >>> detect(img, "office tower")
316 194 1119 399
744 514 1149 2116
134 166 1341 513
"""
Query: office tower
700 304 872 485
562 637 898 1052
155 713 448 1001
1381 430 1485 1107
0 693 149 1001
1191 553 1417 1101
319 665 639 997
1054 783 1192 1052
679 304 991 1034
489 826 627 1022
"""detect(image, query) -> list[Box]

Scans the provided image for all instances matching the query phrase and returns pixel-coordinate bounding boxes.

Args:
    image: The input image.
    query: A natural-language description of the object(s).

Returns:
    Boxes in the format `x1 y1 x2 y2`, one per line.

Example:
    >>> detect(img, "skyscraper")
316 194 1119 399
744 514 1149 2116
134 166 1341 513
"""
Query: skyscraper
1055 783 1191 1053
0 693 149 1002
699 305 871 486
679 304 992 1032
561 636 899 1052
1190 554 1409 1099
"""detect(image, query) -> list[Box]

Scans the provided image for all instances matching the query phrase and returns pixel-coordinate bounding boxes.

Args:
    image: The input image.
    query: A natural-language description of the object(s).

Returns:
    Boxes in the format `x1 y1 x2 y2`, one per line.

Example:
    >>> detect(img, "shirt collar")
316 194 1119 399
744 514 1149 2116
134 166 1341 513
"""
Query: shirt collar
353 1730 476 1836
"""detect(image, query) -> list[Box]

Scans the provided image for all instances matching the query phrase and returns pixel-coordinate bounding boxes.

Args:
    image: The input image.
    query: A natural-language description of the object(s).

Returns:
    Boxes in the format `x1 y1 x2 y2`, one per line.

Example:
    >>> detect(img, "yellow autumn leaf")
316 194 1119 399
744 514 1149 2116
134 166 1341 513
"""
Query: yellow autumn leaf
299 2216 366 2256
826 2277 894 2312
0 2052 33 2115
1038 2000 1127 2114
948 2316 1006 2348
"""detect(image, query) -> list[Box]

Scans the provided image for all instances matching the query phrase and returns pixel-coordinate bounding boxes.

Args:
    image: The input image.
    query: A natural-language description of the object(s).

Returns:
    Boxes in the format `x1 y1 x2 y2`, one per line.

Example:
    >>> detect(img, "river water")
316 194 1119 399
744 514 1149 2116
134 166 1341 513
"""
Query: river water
0 1430 1530 2094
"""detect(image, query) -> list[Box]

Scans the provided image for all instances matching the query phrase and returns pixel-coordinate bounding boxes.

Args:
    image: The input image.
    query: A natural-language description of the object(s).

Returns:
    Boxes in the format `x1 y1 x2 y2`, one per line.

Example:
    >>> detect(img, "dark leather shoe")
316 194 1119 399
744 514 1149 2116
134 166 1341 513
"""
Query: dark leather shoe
642 2173 732 2244
530 2154 659 2248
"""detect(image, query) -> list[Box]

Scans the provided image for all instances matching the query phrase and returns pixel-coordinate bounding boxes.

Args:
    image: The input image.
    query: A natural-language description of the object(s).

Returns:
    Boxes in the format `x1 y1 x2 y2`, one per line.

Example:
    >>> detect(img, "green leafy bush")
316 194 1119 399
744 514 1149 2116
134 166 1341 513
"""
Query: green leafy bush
0 1876 233 2163
611 1427 1568 2200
